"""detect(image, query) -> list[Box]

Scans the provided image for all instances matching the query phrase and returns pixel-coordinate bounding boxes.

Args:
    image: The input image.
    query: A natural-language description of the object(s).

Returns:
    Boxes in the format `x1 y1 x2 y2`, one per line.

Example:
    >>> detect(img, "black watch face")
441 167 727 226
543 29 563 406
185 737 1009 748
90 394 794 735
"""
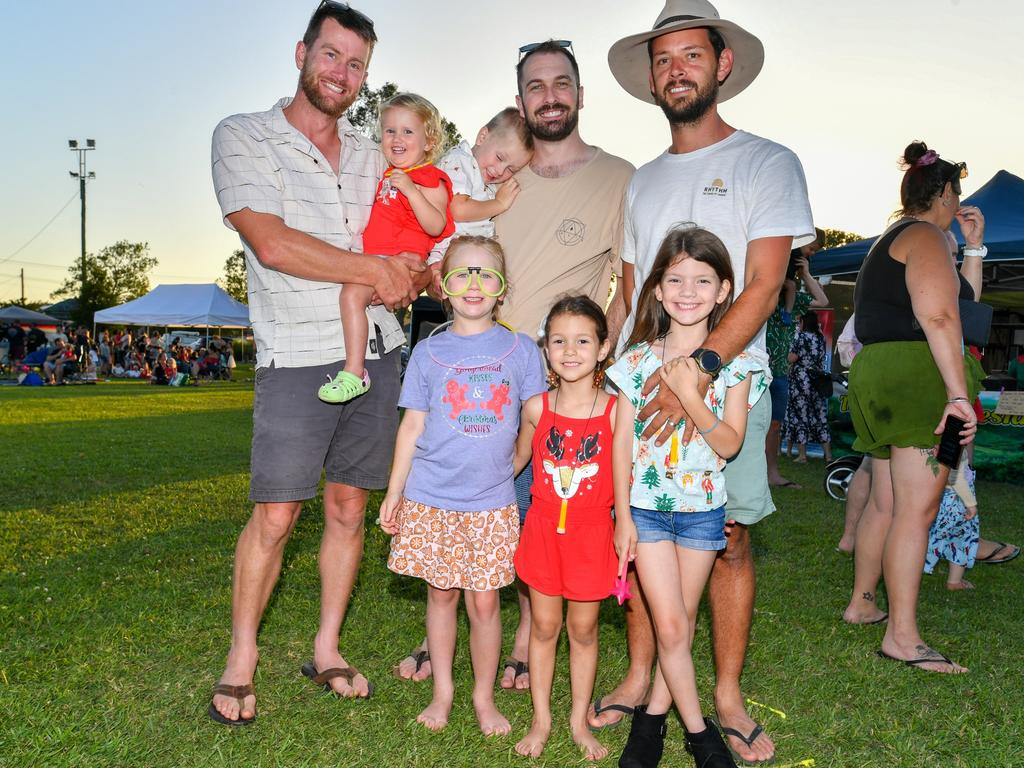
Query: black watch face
699 349 722 372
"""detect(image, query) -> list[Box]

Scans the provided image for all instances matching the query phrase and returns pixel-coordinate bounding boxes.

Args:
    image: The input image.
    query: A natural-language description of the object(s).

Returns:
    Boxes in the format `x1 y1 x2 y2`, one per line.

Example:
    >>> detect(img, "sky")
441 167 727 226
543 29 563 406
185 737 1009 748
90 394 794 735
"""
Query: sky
1 0 1022 303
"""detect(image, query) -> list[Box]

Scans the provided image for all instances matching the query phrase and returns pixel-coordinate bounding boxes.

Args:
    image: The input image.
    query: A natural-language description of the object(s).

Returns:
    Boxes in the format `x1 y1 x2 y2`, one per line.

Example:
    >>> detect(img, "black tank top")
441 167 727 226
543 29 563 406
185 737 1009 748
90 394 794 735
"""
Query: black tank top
854 221 975 345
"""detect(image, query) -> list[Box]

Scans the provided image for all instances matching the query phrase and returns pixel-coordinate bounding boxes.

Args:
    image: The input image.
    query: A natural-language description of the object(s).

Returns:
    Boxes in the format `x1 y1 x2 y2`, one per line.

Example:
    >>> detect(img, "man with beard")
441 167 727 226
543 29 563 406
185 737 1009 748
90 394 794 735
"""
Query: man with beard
597 2 814 762
207 2 427 726
493 40 633 691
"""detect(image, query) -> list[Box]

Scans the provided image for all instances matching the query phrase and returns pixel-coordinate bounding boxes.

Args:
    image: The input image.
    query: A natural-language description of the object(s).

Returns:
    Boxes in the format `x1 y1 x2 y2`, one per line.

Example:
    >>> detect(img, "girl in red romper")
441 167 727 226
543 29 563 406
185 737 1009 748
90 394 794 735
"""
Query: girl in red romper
512 296 617 761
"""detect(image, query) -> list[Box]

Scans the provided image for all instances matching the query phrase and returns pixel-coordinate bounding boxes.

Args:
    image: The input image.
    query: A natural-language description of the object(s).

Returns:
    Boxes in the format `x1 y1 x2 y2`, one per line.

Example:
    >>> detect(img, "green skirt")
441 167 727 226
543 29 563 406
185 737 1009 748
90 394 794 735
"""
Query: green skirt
848 341 984 459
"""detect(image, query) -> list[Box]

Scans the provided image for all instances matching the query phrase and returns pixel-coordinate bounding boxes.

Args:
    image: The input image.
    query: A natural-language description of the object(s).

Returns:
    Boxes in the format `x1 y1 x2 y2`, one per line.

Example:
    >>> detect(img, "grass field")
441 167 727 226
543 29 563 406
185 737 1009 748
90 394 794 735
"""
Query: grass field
1 380 1022 767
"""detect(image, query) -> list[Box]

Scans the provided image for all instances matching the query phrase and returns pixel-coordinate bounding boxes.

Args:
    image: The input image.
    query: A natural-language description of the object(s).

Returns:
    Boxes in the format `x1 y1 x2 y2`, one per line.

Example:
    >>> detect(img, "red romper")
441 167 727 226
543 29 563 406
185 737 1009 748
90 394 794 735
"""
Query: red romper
361 164 455 258
514 393 617 601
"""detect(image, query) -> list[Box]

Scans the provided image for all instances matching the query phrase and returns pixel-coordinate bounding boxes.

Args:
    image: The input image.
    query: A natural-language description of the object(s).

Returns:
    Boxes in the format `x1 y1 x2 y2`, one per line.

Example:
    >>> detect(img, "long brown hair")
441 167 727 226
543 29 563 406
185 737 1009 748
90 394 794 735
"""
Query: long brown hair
624 226 735 351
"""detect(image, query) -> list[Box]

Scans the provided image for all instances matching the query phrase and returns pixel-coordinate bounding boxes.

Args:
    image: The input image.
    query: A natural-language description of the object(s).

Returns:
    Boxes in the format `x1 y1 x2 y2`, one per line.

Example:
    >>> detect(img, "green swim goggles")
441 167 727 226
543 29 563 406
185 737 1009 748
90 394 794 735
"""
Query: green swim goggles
441 266 506 297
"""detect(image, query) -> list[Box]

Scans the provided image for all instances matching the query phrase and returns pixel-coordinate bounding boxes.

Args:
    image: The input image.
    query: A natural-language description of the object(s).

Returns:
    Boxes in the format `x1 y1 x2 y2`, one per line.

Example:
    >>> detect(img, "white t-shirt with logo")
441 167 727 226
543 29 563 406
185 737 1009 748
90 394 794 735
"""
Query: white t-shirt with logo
619 130 815 368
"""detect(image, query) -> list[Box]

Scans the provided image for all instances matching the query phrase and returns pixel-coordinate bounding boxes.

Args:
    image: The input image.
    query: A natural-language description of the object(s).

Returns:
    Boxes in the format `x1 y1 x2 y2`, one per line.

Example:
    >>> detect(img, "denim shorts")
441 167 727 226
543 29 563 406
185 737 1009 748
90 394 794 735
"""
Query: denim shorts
514 463 533 525
631 505 727 551
769 374 789 423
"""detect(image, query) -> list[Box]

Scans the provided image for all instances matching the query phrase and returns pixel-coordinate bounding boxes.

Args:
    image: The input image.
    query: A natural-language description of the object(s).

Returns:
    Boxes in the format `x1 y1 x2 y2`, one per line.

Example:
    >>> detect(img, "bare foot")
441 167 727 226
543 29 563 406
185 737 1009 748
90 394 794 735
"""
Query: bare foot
715 699 775 764
500 658 530 691
394 642 432 682
572 726 609 761
842 600 888 625
211 649 258 723
474 698 511 737
879 641 968 674
587 676 647 729
417 698 453 731
313 639 371 698
515 723 551 758
946 579 975 591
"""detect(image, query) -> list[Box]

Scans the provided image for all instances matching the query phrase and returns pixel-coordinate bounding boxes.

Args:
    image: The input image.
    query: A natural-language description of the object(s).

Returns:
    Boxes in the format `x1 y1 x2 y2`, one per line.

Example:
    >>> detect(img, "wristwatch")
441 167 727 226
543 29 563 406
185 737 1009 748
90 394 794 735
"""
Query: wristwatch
690 348 723 380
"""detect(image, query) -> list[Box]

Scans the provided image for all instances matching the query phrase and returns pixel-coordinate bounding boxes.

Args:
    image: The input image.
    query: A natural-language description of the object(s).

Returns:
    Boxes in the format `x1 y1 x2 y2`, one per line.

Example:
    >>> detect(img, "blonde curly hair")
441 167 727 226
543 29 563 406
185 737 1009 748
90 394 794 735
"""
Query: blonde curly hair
377 92 446 164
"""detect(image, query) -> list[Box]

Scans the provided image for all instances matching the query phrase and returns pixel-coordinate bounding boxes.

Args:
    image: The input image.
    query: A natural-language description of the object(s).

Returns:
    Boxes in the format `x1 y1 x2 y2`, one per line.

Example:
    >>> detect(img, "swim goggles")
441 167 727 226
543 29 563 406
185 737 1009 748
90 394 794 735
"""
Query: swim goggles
441 266 506 297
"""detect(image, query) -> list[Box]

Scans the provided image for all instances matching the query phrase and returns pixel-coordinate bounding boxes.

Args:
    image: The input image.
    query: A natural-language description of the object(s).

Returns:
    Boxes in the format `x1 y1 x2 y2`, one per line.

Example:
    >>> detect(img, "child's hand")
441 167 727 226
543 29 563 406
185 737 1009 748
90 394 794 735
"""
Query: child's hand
614 517 638 576
378 493 403 535
964 505 978 521
495 178 521 212
660 356 701 403
389 169 416 196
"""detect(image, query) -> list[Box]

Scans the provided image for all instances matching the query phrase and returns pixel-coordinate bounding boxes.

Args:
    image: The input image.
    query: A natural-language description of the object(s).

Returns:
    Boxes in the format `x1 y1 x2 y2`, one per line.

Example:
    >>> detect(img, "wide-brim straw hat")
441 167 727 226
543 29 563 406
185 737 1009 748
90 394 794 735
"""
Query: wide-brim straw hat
608 0 764 104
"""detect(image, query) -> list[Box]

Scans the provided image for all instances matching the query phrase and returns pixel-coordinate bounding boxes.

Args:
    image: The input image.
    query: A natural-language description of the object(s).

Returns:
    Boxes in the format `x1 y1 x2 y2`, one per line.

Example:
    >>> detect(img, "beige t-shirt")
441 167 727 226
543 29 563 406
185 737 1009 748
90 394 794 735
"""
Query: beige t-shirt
494 149 634 338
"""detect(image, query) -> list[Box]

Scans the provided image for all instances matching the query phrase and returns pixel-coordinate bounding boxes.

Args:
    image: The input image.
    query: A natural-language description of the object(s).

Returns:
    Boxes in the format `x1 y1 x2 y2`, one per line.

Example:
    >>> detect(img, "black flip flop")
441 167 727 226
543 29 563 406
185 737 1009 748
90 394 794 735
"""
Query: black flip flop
712 716 775 766
393 649 430 680
501 657 529 691
976 542 1021 565
876 648 964 672
589 696 635 730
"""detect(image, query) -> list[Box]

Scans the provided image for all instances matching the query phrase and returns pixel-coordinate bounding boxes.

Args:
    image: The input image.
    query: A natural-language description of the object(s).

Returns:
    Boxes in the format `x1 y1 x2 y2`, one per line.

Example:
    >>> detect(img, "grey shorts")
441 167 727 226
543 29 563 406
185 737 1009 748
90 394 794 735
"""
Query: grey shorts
249 348 401 502
722 390 774 526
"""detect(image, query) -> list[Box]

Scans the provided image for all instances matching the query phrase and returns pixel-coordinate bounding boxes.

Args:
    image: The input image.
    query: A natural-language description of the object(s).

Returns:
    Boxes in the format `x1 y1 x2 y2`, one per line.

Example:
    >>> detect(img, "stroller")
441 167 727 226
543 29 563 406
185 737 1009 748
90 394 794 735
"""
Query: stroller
820 369 865 502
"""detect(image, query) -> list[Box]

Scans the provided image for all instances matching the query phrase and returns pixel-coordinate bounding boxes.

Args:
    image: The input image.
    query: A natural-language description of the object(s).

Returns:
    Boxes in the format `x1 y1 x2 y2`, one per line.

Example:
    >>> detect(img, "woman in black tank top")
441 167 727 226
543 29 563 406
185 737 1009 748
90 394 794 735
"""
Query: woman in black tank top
842 141 985 675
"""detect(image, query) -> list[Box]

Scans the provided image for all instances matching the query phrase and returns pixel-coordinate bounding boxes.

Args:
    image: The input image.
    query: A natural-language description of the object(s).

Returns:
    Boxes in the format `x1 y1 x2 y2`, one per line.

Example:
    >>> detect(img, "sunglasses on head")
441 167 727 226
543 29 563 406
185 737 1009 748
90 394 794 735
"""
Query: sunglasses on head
948 161 968 195
518 39 574 62
311 0 374 29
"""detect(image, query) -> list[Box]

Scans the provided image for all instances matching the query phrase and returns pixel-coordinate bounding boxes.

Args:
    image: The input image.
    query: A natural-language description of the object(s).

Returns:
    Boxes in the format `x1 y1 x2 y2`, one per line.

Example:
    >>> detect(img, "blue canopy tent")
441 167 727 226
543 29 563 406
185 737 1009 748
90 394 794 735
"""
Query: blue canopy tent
811 170 1024 281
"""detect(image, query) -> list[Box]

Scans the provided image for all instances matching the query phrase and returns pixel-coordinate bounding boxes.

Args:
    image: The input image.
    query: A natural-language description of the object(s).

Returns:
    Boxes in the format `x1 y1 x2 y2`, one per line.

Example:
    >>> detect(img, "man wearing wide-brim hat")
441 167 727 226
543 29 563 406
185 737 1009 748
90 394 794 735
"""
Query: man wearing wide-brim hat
597 1 816 764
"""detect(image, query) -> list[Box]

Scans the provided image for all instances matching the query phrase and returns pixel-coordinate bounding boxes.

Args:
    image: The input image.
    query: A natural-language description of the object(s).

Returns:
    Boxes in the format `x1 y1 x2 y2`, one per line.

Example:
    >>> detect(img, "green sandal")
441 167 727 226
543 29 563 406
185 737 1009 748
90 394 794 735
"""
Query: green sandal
318 370 370 403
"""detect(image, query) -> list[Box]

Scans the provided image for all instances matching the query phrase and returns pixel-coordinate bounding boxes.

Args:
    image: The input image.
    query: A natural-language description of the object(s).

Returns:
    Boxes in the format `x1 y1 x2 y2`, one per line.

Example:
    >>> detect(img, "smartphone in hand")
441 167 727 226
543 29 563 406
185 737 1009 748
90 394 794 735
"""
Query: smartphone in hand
936 415 966 469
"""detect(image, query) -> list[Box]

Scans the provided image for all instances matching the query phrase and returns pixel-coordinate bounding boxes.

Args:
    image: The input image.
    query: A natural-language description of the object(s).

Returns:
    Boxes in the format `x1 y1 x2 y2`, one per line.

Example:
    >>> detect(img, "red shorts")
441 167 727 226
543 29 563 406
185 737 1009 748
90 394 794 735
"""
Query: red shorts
513 500 617 601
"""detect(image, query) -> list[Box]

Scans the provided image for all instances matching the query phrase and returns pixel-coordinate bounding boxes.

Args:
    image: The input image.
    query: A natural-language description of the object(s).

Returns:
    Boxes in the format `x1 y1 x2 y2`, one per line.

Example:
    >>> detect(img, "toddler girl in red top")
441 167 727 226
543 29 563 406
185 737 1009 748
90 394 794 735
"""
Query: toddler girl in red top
318 92 455 403
512 295 618 761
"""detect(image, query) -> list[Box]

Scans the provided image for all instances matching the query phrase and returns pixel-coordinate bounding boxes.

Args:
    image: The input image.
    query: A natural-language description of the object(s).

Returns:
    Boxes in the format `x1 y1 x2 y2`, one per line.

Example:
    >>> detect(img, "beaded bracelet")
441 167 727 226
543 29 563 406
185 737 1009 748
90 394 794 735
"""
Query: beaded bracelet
698 415 722 436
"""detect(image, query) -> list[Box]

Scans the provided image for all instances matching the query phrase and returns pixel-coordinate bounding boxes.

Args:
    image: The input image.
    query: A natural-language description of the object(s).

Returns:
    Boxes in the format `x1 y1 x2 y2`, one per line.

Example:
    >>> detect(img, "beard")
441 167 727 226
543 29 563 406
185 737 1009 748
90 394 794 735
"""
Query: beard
654 76 719 125
525 102 580 142
299 62 356 119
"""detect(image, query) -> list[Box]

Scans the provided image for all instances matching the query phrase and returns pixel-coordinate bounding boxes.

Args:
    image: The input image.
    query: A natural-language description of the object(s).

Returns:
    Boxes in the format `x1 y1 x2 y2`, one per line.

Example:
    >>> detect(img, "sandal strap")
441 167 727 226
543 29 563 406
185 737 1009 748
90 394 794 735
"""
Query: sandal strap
212 683 254 700
312 666 361 686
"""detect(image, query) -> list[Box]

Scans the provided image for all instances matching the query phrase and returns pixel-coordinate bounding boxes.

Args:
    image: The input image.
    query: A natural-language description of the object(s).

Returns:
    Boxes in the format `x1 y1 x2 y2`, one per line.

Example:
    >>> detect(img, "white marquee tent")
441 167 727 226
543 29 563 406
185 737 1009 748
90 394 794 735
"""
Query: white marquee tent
93 284 250 328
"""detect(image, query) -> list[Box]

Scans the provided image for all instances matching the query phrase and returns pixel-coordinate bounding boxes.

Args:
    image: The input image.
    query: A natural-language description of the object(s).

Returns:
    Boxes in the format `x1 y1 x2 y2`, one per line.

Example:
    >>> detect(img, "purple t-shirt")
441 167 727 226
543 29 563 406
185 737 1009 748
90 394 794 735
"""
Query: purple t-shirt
400 324 547 511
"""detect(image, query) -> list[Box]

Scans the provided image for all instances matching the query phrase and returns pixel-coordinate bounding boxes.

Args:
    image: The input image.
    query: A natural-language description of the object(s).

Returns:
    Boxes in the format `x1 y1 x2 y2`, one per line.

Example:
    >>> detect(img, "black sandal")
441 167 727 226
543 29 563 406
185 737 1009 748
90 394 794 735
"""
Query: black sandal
501 657 529 690
207 683 256 726
392 648 431 680
301 661 375 699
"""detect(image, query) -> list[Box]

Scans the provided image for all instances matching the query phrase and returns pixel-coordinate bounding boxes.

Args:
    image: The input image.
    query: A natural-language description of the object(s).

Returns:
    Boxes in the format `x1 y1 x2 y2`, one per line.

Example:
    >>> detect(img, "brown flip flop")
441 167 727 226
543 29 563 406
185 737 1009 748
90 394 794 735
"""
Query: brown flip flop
207 683 256 726
301 661 374 699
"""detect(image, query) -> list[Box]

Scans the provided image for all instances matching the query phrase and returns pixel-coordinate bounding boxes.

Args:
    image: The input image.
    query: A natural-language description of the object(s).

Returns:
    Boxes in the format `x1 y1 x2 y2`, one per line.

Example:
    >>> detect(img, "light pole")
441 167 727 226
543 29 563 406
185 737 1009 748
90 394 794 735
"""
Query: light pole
69 139 96 310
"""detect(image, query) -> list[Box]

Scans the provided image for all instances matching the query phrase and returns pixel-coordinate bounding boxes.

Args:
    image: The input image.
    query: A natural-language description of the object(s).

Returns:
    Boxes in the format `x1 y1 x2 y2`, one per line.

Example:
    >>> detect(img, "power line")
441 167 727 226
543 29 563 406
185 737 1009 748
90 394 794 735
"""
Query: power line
0 191 79 266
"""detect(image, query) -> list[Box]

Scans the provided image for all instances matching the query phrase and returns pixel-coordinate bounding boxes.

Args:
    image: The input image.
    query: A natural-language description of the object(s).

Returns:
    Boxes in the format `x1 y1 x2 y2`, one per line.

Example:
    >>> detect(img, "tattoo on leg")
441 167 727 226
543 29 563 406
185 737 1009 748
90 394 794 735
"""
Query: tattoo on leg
862 591 874 603
921 448 940 477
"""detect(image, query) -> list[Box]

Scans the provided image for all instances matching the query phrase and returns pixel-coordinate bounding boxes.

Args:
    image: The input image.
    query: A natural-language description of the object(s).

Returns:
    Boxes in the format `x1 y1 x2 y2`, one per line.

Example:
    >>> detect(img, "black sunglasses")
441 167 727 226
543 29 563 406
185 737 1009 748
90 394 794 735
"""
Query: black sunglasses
518 39 574 61
311 0 374 29
948 161 968 195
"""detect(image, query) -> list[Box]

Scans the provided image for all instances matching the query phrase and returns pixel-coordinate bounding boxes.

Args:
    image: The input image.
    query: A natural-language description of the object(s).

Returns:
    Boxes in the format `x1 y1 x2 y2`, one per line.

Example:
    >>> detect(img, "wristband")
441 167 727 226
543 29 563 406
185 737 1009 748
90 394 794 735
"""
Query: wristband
947 397 970 404
962 245 987 258
697 415 721 436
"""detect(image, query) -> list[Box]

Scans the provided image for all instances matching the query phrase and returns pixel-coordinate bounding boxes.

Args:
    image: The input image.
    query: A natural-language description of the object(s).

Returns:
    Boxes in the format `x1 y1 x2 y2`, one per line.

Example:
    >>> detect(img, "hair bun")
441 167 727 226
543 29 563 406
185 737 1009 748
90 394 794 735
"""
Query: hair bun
900 141 929 170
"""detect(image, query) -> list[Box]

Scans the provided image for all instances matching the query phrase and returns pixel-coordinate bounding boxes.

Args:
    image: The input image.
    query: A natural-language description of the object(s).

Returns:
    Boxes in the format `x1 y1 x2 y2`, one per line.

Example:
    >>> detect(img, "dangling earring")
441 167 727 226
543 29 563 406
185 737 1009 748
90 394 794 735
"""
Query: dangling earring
593 364 605 388
547 369 560 388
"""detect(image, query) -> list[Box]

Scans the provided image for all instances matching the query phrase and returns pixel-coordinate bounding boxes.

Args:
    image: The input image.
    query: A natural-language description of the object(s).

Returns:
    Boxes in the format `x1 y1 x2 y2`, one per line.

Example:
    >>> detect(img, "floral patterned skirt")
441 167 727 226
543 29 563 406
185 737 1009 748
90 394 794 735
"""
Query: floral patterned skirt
387 498 519 591
924 477 979 573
